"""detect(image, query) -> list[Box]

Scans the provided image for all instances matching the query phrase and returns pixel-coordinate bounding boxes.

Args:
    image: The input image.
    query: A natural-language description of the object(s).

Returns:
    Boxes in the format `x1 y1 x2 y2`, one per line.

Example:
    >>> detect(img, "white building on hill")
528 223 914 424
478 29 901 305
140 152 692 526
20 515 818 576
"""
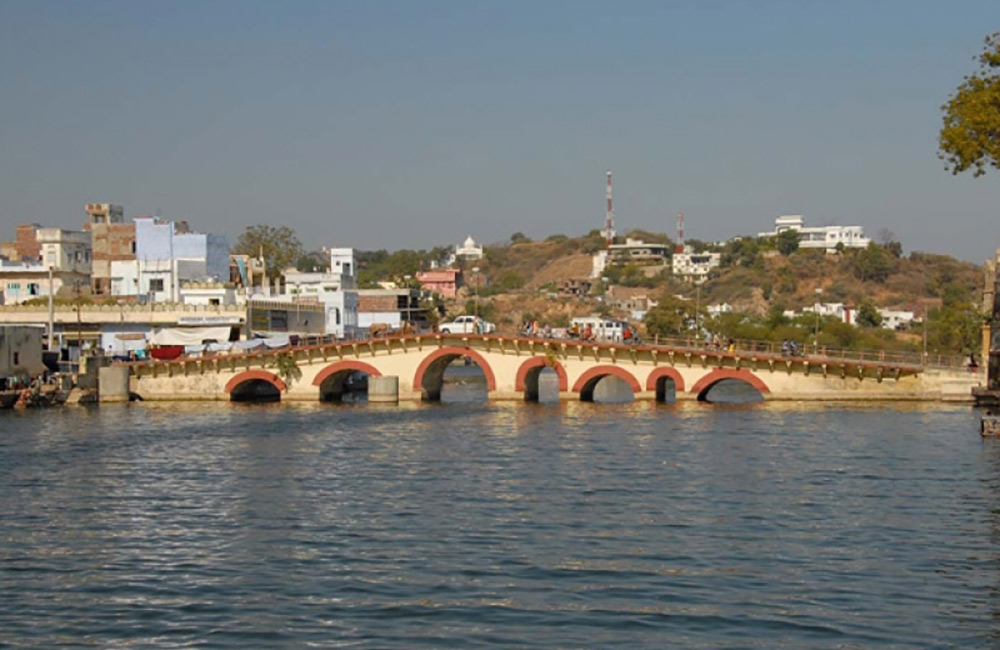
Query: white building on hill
759 215 870 253
671 246 721 284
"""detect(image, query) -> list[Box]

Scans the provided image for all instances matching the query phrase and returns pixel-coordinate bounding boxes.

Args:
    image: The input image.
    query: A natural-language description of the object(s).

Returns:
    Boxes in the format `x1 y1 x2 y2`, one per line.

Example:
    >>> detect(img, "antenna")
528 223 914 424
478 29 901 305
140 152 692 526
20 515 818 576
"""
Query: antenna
603 170 616 248
676 211 685 253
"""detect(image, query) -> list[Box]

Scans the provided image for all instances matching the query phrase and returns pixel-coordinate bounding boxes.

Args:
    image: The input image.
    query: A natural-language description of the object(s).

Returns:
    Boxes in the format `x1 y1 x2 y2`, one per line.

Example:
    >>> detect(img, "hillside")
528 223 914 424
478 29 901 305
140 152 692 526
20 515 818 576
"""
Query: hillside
351 230 984 352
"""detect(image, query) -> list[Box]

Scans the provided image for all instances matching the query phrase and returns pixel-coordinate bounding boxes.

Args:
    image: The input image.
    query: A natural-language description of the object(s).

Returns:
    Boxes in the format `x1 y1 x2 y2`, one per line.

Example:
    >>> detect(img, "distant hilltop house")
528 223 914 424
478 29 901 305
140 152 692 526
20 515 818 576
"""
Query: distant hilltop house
785 302 916 330
759 215 871 253
591 238 670 278
671 246 721 285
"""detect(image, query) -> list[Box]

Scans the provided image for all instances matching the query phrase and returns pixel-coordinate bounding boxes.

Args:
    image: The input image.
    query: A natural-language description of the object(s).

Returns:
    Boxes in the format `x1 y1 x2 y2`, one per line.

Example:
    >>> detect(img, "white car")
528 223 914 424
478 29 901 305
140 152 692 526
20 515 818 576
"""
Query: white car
439 315 496 334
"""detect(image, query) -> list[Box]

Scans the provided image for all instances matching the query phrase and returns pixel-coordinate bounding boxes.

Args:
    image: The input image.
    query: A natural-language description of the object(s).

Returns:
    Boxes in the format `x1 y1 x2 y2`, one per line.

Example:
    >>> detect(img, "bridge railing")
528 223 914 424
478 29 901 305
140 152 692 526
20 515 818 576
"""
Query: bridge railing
642 335 968 370
119 329 970 373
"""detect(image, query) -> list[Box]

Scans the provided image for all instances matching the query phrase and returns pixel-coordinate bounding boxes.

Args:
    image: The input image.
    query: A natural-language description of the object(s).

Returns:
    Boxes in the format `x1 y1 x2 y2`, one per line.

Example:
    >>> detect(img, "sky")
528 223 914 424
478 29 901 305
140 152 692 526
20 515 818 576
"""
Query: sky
1 0 998 261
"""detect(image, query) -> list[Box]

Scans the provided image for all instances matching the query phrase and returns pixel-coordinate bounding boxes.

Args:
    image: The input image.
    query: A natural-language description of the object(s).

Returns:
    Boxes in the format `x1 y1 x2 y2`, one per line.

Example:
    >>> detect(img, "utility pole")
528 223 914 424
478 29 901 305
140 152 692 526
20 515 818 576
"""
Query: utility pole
695 282 701 340
813 287 823 353
74 280 82 363
472 266 480 323
923 309 928 365
47 265 54 349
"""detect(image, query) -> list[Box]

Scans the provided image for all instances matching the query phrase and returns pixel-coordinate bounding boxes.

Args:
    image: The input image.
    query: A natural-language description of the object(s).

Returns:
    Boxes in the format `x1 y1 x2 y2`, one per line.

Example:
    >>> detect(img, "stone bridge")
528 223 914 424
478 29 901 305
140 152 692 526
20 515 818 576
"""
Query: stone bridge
124 334 982 403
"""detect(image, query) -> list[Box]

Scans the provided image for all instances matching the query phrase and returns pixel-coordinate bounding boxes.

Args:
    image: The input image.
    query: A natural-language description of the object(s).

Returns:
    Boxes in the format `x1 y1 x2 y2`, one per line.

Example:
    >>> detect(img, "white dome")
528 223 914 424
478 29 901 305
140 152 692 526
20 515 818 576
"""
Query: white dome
463 236 477 247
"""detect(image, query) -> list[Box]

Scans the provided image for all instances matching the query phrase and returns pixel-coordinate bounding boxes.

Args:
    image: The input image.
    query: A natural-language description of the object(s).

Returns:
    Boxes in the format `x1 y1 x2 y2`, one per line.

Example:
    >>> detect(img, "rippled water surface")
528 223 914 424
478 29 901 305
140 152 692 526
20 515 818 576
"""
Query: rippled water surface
2 392 1000 648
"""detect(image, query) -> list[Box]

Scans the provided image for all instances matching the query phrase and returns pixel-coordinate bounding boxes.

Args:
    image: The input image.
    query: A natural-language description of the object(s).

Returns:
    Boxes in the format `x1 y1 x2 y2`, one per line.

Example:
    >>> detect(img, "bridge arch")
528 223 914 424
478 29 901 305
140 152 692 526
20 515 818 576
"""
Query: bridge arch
690 368 769 402
312 360 382 402
572 365 641 402
515 357 568 401
646 367 685 403
413 346 496 402
225 369 286 402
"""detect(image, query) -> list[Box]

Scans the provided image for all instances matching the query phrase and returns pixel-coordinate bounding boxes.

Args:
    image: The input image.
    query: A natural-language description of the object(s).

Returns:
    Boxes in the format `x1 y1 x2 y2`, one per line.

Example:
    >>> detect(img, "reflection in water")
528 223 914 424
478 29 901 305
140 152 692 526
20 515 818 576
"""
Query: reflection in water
0 399 996 648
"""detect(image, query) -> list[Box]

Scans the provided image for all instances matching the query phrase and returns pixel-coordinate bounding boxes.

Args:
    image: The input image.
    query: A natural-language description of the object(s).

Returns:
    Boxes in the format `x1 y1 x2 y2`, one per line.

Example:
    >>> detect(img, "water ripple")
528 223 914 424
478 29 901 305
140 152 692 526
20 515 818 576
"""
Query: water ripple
0 401 997 648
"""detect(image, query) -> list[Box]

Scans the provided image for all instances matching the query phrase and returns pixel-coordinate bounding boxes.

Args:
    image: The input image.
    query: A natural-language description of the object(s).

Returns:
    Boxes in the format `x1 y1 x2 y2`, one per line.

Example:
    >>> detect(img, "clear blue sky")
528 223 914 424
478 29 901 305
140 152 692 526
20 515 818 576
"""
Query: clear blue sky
1 0 998 260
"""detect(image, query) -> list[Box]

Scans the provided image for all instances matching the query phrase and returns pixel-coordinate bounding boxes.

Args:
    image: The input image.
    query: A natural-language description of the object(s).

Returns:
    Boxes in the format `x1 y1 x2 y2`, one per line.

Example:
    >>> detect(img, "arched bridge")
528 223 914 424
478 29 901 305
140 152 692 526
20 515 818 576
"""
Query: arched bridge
123 334 981 403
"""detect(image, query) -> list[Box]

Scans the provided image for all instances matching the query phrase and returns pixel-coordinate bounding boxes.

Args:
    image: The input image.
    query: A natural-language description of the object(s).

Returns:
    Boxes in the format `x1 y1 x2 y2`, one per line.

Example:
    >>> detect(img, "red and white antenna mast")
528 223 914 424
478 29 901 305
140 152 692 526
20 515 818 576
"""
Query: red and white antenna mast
676 211 685 253
603 170 616 247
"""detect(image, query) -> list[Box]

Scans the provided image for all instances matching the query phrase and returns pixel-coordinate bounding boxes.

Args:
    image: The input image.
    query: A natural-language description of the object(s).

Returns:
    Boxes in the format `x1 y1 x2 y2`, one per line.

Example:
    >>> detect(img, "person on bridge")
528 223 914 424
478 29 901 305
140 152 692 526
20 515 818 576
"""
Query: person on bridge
583 324 594 341
781 339 789 356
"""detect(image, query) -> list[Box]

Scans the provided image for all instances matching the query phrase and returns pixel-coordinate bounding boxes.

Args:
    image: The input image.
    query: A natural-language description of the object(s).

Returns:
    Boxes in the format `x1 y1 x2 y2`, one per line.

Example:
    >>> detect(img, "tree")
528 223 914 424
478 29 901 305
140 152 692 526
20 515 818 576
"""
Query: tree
775 229 800 256
856 300 882 328
644 294 702 338
851 242 893 283
275 353 302 392
877 228 903 258
939 32 1000 176
296 251 326 272
233 225 304 275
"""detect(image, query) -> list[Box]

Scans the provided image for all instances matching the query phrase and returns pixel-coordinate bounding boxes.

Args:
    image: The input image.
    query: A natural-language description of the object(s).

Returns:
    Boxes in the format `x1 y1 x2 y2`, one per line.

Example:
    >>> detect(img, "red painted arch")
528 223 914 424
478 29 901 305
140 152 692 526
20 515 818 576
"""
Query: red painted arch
689 368 770 396
413 346 497 392
225 369 287 394
571 365 642 394
645 367 686 393
312 360 382 386
515 357 569 392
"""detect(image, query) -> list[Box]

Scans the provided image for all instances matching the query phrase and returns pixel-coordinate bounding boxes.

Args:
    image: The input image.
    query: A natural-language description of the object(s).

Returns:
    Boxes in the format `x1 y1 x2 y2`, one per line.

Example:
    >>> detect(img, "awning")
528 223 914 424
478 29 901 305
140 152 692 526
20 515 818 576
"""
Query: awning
150 326 234 346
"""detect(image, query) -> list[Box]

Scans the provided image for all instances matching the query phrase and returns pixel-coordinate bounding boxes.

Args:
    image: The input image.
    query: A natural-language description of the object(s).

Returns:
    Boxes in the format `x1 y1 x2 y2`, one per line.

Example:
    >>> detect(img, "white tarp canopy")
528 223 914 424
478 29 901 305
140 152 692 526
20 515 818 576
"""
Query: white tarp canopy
150 326 233 346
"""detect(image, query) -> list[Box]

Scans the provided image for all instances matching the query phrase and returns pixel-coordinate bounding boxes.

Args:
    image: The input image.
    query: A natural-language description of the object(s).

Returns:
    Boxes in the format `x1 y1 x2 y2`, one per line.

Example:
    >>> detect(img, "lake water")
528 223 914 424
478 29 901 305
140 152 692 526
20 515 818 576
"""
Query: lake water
1 371 998 648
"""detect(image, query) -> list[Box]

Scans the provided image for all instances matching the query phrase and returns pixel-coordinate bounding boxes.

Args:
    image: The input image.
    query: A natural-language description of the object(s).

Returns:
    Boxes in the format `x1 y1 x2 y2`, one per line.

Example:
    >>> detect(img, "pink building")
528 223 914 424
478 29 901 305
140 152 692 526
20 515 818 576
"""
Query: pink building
416 269 462 298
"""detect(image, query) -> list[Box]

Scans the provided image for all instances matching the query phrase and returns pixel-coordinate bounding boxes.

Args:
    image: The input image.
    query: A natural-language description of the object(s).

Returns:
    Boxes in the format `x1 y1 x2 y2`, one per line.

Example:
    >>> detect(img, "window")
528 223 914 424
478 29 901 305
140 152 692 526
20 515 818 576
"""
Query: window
7 283 20 292
131 241 136 254
209 298 220 306
13 352 19 365
149 279 164 292
28 283 40 296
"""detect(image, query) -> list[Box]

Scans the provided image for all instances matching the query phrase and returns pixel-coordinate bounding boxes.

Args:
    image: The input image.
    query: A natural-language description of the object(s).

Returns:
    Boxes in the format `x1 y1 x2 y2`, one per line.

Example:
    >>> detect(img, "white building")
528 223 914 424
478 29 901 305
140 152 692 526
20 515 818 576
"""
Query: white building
671 246 721 284
759 215 871 253
445 236 484 266
0 229 92 305
111 218 229 302
328 248 358 289
707 303 734 317
278 250 360 339
878 309 916 331
180 282 239 307
796 302 857 325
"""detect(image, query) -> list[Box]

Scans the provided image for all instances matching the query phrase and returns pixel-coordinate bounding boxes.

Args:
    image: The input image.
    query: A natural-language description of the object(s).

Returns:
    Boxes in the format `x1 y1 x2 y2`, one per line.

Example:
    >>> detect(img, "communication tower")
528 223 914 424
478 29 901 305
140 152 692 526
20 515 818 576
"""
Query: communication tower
602 170 616 247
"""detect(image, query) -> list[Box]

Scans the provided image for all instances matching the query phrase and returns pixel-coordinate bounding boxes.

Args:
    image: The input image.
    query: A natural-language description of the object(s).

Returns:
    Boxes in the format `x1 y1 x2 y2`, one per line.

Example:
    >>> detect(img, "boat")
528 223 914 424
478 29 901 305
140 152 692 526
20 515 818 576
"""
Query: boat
0 390 19 410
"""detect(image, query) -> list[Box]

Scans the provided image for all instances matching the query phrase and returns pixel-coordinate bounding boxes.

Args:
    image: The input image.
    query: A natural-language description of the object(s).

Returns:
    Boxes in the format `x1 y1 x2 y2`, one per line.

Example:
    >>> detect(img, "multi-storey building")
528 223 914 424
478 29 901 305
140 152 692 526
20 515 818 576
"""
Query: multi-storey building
83 203 135 296
671 246 721 284
0 226 91 304
110 217 229 302
758 215 871 252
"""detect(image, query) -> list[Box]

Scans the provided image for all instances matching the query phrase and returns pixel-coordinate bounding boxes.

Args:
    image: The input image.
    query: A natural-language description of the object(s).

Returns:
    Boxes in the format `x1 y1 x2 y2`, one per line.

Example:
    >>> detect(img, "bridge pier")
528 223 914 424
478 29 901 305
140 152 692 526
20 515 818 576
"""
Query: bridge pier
368 376 399 403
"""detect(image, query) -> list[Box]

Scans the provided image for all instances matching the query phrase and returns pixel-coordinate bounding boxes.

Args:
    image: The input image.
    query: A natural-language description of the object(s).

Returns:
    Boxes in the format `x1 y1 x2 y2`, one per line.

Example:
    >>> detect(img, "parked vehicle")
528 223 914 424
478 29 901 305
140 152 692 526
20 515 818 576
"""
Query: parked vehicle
439 315 496 334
